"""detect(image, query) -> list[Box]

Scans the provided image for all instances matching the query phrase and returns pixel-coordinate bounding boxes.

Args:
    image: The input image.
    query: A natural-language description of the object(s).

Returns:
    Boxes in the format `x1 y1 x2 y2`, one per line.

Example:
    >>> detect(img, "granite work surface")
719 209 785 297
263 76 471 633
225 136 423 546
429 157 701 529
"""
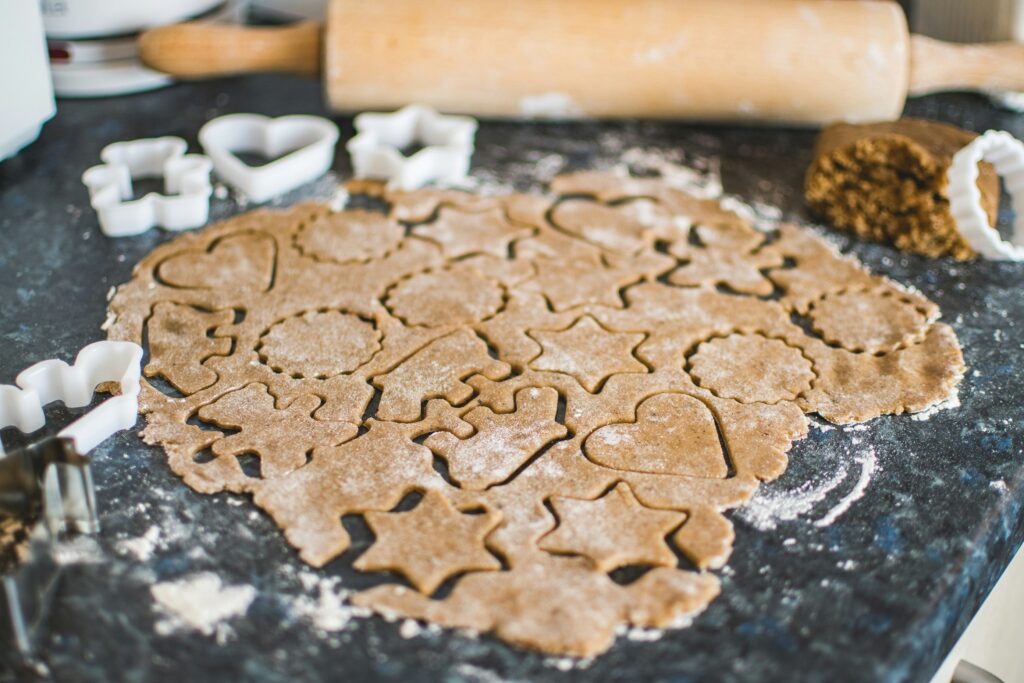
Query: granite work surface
0 77 1021 683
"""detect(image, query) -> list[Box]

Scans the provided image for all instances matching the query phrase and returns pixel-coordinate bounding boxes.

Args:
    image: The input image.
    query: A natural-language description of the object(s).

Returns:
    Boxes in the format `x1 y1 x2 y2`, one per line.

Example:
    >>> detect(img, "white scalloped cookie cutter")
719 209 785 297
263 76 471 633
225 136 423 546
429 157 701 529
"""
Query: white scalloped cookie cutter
347 104 478 190
199 113 340 203
948 129 1024 261
0 341 143 456
82 137 213 237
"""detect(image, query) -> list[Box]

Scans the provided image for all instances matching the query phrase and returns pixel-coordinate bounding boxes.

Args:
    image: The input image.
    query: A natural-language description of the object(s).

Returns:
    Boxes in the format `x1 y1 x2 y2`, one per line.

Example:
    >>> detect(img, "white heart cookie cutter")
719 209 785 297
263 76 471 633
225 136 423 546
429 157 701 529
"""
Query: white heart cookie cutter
82 137 213 237
0 341 143 456
346 104 478 190
948 129 1024 261
198 113 340 203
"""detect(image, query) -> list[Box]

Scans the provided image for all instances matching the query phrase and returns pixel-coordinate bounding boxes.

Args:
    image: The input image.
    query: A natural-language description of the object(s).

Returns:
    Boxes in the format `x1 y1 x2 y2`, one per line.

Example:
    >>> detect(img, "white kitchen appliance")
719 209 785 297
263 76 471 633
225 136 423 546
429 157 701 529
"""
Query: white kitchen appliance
0 2 56 162
40 0 225 39
41 0 245 98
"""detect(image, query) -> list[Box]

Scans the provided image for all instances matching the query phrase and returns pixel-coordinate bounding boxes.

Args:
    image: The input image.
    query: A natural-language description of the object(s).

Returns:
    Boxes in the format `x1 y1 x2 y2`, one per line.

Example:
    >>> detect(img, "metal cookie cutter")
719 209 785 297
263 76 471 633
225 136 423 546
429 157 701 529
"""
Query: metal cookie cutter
199 113 340 203
1 438 97 658
0 341 142 657
346 104 478 191
82 137 213 237
948 129 1024 261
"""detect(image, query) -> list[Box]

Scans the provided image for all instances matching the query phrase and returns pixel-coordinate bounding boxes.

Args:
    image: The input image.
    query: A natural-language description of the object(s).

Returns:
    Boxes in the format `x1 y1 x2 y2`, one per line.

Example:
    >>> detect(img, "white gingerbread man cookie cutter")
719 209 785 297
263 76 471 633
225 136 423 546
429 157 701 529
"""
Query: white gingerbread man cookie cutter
199 113 340 203
81 137 213 238
0 341 143 456
346 104 478 190
948 129 1024 261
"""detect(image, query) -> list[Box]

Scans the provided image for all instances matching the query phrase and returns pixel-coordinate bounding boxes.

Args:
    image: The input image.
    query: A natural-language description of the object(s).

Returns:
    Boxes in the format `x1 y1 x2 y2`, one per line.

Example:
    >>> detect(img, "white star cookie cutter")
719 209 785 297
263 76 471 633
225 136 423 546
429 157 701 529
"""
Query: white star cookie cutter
0 341 143 456
199 113 340 203
948 129 1024 261
81 137 213 238
346 104 478 190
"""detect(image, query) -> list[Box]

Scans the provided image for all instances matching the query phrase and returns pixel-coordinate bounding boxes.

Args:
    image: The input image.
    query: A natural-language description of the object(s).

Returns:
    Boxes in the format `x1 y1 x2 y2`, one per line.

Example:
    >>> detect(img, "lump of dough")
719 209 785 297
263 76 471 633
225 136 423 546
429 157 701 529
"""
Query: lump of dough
805 118 1000 260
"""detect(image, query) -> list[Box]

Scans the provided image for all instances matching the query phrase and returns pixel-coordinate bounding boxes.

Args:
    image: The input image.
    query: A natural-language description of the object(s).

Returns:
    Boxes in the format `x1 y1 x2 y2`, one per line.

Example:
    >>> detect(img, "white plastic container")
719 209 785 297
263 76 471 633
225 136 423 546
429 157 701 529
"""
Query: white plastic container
0 2 56 163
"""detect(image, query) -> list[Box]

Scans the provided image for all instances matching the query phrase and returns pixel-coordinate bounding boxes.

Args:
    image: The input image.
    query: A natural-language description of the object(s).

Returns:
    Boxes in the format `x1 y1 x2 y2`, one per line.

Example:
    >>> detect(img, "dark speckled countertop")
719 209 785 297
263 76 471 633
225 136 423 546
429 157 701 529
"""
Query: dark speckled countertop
0 78 1021 683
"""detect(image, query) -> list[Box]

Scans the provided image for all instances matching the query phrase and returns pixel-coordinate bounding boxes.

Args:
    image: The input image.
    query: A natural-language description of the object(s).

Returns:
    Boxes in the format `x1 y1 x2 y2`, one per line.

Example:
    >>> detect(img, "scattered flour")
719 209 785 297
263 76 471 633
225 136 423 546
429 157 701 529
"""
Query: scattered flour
289 571 370 634
456 130 723 201
738 447 879 531
518 92 585 119
807 416 835 432
618 147 723 198
399 618 424 639
718 196 756 221
461 151 568 196
116 525 161 562
613 146 785 231
458 171 516 197
100 311 117 331
910 390 962 421
815 448 878 528
737 466 848 531
625 627 666 642
534 152 567 181
151 572 256 641
544 656 595 672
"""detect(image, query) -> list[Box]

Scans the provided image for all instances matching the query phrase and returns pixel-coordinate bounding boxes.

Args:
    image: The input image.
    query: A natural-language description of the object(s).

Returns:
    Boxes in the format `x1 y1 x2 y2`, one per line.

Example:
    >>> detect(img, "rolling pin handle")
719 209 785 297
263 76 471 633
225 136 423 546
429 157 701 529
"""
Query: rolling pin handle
909 35 1024 96
138 22 322 79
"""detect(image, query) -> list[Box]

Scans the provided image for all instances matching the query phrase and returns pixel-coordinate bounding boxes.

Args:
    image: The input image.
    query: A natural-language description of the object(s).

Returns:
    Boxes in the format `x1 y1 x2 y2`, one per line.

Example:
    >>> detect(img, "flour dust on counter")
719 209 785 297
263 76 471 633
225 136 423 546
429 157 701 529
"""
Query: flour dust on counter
151 572 257 642
737 426 883 533
104 163 963 658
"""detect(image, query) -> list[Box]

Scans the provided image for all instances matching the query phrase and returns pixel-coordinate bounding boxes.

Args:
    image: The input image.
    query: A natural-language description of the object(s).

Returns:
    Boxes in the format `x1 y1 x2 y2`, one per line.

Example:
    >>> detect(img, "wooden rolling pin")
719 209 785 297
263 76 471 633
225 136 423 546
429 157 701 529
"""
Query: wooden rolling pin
139 0 1024 126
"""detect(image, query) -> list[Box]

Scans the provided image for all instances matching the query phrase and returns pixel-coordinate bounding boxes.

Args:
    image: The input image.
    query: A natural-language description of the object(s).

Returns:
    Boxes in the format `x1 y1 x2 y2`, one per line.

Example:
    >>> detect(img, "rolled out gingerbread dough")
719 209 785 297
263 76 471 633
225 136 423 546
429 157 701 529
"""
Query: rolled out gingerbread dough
107 171 964 656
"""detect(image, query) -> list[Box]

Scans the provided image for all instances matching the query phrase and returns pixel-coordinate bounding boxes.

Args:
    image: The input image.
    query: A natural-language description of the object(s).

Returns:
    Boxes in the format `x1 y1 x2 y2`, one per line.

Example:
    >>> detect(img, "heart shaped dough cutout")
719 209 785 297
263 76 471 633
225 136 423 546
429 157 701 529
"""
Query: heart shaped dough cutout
584 393 728 478
157 231 276 292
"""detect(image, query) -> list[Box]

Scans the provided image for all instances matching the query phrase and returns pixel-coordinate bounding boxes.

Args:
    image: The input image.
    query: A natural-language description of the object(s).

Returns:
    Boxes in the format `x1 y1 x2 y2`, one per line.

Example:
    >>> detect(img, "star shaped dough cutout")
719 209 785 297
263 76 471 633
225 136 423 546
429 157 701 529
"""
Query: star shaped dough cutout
520 257 641 311
669 248 783 296
354 491 502 594
412 206 532 259
528 316 647 392
668 222 784 295
540 482 686 572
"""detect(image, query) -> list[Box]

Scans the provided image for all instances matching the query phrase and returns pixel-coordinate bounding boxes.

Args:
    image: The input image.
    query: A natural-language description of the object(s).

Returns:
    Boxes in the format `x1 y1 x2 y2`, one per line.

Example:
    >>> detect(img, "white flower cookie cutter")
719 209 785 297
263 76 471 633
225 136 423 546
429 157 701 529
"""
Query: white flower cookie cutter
82 137 213 237
346 104 478 190
948 129 1024 261
0 341 143 456
198 113 340 203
